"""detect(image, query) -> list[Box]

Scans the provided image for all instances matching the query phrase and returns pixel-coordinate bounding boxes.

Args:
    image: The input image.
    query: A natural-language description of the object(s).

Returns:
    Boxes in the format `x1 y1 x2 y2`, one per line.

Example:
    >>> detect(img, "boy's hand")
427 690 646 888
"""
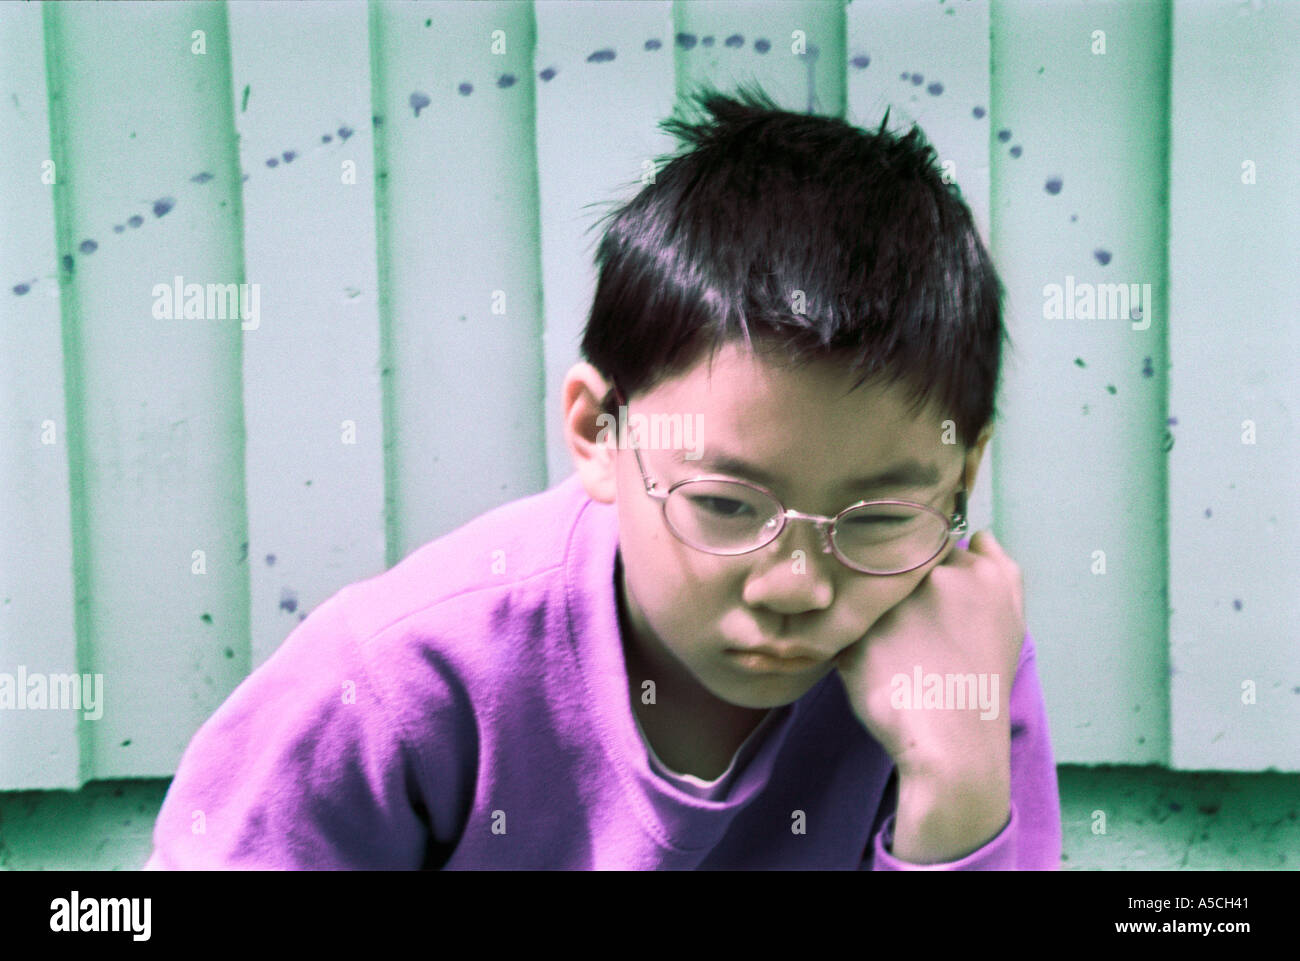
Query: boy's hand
832 530 1026 863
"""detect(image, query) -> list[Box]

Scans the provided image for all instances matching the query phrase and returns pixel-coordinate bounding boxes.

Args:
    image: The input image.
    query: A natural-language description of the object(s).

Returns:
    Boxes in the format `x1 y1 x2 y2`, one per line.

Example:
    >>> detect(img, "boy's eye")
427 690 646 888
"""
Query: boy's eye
690 495 754 519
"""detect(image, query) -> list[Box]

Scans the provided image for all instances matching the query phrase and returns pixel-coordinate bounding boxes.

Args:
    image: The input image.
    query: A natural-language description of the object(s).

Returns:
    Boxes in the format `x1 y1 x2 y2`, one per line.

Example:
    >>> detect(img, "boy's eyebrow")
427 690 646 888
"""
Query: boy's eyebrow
667 449 943 492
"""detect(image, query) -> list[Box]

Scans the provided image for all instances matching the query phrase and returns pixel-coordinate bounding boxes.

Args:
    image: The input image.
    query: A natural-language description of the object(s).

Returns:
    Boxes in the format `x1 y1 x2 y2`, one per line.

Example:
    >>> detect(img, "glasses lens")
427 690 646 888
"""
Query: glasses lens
664 480 782 553
833 503 948 573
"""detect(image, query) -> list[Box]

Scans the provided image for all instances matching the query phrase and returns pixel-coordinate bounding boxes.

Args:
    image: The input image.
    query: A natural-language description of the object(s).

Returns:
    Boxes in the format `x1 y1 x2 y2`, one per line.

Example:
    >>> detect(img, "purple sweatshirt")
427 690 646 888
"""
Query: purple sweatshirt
144 472 1061 870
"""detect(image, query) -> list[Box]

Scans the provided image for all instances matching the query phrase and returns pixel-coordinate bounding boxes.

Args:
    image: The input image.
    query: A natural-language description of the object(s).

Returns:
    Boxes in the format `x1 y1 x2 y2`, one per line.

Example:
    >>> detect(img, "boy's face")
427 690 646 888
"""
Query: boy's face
566 341 990 712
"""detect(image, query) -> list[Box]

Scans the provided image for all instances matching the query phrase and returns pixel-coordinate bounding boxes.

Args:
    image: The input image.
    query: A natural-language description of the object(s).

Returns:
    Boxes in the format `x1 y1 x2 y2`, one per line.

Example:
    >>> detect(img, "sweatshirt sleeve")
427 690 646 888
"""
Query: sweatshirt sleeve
864 630 1062 870
142 592 438 870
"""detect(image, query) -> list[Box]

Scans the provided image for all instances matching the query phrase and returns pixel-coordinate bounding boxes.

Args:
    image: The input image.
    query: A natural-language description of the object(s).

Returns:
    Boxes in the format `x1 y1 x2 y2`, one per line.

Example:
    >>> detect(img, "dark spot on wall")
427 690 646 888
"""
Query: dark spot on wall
1070 213 1078 221
972 105 985 118
200 612 212 624
13 283 29 295
910 73 923 85
1169 801 1182 812
587 48 615 63
539 66 556 81
725 34 743 48
1204 507 1212 517
1233 599 1242 611
997 129 1011 142
424 17 431 27
1198 803 1220 815
927 82 943 95
754 38 770 53
1167 416 1178 426
457 82 472 96
850 54 870 69
241 84 250 112
1009 145 1022 157
1162 430 1174 452
280 588 298 614
298 612 307 621
1142 356 1154 377
224 647 234 659
645 38 662 51
1045 177 1063 195
191 171 214 184
112 224 124 233
676 33 697 50
373 114 383 126
322 133 333 143
1137 737 1145 744
1106 384 1117 395
153 197 176 217
79 239 97 254
128 215 143 228
238 541 247 562
282 150 296 163
121 739 131 747
1094 249 1111 265
338 126 354 140
1074 357 1086 367
702 36 716 47
62 254 74 273
266 553 276 566
899 71 909 80
498 74 516 88
266 157 279 167
410 91 431 117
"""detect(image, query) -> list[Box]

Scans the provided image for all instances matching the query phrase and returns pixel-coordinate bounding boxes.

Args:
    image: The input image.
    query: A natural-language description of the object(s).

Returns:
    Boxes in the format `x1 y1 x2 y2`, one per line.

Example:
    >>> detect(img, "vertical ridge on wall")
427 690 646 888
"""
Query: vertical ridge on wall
368 0 547 563
1167 0 1300 771
227 0 388 670
38 2 251 780
991 0 1171 765
534 0 677 486
0 1 81 790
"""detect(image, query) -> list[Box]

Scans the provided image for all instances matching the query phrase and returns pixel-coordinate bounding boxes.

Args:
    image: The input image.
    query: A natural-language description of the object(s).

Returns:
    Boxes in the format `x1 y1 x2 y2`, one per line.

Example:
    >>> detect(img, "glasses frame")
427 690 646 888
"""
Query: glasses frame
608 382 969 576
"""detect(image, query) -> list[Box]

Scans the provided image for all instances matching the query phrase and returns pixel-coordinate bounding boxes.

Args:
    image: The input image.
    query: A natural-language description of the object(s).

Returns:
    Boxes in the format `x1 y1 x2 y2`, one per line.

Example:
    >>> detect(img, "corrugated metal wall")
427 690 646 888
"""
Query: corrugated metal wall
1 0 1296 792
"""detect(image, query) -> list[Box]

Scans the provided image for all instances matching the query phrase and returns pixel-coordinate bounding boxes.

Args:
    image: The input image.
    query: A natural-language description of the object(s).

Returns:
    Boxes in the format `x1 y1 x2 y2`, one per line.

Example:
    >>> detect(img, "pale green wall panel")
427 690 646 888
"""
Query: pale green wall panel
369 0 547 562
0 0 81 790
39 0 250 781
226 0 388 669
991 0 1172 766
675 1 843 117
535 0 678 485
1167 0 1300 771
846 0 997 557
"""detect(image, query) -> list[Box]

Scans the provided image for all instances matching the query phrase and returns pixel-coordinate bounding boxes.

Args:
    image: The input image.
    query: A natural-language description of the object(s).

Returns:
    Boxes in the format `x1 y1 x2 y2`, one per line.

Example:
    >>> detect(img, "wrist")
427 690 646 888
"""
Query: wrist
890 770 1011 864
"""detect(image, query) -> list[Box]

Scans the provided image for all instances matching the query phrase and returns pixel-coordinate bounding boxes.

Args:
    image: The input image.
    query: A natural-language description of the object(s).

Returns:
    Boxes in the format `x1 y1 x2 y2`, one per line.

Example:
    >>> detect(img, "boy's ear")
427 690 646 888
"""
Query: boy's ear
562 362 618 504
962 424 995 493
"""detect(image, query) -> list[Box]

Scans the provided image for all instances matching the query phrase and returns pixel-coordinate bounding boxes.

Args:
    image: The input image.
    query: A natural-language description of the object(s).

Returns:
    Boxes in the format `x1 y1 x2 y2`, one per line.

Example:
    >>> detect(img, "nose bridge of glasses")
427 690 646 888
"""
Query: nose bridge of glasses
777 508 836 554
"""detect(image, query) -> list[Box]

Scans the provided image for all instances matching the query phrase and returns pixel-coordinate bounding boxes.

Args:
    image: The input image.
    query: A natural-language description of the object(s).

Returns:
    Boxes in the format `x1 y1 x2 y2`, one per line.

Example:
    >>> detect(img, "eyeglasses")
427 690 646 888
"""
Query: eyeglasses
609 383 969 576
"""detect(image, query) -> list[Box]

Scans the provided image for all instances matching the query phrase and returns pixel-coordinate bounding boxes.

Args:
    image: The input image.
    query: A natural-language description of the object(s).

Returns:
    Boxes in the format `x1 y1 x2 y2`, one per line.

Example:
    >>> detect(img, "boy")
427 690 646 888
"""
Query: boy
145 86 1061 870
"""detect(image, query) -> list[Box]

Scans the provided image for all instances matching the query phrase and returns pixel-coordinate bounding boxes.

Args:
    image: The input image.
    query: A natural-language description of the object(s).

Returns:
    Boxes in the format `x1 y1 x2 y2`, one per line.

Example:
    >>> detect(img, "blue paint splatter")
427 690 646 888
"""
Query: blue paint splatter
457 83 472 96
1204 507 1212 517
265 157 279 167
13 282 30 295
128 215 143 228
153 197 176 217
725 34 744 48
1233 598 1242 611
850 54 870 69
1009 145 1022 157
754 38 771 54
539 66 557 82
587 48 615 63
1070 213 1078 221
190 171 214 184
997 129 1011 143
1167 416 1178 426
676 33 697 50
282 150 296 163
1094 249 1112 265
498 74 516 88
645 38 661 51
972 106 986 118
280 588 298 614
338 125 354 140
321 133 333 143
62 254 74 273
927 82 943 95
265 553 276 566
372 114 384 126
702 36 715 48
1106 384 1117 395
1142 356 1154 377
410 91 431 117
113 224 125 234
1074 357 1087 368
910 73 923 86
1045 177 1063 194
79 239 97 254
